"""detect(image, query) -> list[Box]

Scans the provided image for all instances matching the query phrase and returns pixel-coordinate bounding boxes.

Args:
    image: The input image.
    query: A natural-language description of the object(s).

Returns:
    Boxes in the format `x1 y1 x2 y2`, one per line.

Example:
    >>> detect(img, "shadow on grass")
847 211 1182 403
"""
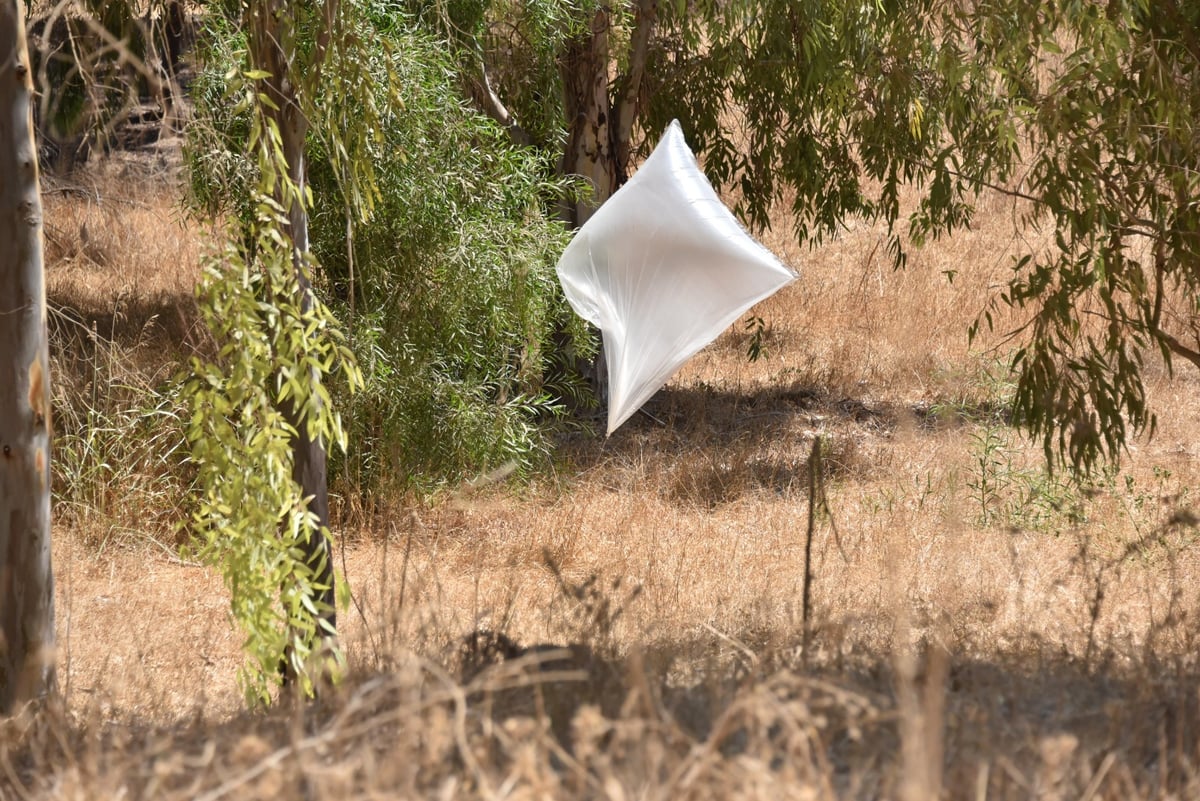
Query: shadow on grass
555 379 926 508
5 629 1196 800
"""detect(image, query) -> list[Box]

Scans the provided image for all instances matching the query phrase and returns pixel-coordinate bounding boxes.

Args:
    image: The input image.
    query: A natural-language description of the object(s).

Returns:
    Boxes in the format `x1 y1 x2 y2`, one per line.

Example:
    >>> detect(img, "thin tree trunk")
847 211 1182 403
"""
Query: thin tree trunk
0 0 55 714
559 5 616 227
248 0 336 681
278 100 336 650
613 0 656 184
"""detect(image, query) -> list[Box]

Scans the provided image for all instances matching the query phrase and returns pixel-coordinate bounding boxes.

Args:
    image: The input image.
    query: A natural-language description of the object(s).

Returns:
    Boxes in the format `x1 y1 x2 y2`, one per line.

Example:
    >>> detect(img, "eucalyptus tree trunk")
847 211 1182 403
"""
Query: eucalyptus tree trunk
556 1 657 403
559 6 615 228
0 0 55 714
612 0 656 187
248 0 336 676
558 0 657 228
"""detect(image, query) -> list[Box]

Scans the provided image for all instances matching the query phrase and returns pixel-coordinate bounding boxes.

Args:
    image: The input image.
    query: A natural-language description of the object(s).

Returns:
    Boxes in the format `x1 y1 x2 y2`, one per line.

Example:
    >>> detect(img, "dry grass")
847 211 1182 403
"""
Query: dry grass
7 165 1200 799
43 160 202 345
43 163 204 543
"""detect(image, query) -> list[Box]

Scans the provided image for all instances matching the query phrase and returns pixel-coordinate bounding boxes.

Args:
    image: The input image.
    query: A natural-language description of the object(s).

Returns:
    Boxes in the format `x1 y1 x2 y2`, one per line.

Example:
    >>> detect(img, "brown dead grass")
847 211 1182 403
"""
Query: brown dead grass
8 163 1200 799
43 163 205 543
43 161 204 349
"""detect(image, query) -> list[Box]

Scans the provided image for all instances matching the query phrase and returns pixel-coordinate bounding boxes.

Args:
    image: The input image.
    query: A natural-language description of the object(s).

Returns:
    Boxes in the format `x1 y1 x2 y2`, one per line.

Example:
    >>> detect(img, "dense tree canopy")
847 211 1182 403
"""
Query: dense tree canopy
306 16 587 487
420 0 1200 474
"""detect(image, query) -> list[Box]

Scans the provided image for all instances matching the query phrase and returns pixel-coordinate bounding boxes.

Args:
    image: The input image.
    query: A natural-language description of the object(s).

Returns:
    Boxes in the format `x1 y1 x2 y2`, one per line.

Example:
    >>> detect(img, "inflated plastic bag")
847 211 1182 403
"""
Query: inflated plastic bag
557 120 797 434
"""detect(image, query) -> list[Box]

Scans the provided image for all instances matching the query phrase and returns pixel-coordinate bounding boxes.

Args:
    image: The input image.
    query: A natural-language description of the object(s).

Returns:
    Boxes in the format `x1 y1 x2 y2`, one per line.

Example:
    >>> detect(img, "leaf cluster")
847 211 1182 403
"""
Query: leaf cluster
183 1 376 702
185 237 350 704
305 18 587 489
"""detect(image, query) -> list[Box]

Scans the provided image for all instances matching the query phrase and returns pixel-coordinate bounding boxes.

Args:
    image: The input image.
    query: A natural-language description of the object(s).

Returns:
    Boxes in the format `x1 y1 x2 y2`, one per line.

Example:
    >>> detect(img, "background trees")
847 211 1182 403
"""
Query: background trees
961 1 1200 474
178 0 1200 696
420 0 1200 474
13 0 1197 708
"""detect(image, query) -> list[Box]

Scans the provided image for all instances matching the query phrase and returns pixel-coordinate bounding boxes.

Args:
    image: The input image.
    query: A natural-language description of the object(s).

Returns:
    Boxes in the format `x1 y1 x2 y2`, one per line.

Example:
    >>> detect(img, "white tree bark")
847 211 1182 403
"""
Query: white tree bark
559 6 616 227
0 0 55 714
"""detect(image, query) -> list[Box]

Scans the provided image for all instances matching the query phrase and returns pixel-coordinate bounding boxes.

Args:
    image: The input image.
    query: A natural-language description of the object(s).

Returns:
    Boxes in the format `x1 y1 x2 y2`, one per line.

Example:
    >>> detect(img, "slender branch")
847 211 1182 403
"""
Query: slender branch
1076 296 1200 373
613 0 657 181
893 157 1200 252
1152 240 1165 332
802 437 820 667
69 1 165 94
1155 326 1200 371
1158 0 1200 69
310 0 341 89
468 51 532 146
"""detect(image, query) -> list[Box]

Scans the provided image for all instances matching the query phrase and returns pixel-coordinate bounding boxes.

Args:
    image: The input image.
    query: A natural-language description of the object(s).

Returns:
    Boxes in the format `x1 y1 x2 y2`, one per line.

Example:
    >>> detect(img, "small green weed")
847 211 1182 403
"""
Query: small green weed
966 418 1086 531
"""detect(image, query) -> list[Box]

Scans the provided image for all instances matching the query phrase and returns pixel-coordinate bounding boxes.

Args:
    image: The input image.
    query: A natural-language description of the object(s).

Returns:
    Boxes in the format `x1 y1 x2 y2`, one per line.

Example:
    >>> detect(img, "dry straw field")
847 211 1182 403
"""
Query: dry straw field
5 153 1200 800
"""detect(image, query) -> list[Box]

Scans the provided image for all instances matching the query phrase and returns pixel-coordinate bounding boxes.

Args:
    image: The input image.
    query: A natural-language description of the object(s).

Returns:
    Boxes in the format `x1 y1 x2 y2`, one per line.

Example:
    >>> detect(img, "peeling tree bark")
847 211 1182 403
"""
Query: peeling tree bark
558 1 658 227
613 0 656 181
559 5 616 228
554 1 657 401
0 0 55 715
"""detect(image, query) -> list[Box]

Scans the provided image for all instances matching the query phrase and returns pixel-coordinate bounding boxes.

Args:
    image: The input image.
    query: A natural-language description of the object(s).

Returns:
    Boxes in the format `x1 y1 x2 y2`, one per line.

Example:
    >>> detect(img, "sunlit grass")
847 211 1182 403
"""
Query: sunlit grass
18 159 1200 798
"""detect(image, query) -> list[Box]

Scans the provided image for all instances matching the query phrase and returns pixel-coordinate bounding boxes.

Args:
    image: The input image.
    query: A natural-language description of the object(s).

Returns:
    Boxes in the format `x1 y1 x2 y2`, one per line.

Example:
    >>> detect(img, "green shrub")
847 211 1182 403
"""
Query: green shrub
313 24 591 490
187 11 593 496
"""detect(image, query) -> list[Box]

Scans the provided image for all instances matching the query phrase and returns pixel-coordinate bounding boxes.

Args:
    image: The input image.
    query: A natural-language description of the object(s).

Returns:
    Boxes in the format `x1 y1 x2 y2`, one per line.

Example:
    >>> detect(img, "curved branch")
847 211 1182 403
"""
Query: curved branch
613 0 657 182
468 54 532 147
1155 326 1200 372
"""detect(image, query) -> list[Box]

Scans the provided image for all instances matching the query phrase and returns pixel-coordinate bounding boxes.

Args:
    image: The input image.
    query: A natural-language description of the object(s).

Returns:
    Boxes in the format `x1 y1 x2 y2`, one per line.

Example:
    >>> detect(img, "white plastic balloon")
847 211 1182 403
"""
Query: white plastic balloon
557 120 798 434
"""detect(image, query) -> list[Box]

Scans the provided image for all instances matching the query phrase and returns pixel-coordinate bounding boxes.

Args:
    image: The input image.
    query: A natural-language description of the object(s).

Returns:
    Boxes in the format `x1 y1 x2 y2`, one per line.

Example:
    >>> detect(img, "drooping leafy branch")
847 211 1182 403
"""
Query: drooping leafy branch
184 0 384 702
976 1 1200 474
